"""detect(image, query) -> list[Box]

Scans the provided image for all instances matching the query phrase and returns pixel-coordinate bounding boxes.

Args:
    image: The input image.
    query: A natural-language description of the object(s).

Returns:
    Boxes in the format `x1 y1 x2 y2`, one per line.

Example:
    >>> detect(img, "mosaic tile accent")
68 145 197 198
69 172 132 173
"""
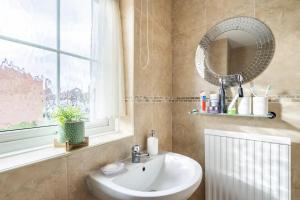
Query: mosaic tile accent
125 95 300 103
125 96 172 103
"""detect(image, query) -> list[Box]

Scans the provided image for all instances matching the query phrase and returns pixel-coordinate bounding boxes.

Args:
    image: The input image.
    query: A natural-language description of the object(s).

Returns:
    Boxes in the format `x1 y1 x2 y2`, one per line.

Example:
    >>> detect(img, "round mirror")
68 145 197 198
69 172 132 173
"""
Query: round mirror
195 16 275 87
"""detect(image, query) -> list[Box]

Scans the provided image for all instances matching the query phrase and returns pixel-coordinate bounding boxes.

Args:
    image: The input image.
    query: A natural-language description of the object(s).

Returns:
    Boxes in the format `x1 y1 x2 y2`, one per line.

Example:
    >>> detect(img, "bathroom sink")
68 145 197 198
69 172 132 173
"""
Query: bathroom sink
87 152 202 200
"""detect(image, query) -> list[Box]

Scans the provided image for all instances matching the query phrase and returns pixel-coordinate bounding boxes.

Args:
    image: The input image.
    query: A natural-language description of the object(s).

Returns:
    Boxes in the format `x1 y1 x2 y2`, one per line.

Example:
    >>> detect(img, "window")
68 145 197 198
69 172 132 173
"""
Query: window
0 0 122 154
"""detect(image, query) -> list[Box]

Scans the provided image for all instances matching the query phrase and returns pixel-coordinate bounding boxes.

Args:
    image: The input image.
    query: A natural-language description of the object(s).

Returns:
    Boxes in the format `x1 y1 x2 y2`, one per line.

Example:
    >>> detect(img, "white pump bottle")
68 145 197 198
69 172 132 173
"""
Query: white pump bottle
147 130 158 155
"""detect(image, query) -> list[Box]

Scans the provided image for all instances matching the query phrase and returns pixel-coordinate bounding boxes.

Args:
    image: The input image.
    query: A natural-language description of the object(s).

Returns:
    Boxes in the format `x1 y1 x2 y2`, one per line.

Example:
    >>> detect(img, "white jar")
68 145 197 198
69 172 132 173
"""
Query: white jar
253 97 268 116
238 97 252 115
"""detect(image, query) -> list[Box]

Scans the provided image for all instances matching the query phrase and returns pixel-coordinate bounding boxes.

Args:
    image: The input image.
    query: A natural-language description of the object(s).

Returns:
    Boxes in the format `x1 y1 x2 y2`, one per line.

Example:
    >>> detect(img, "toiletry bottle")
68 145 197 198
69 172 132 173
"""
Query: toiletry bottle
206 97 210 112
201 95 206 112
237 74 244 97
228 94 239 115
219 78 227 113
147 130 158 155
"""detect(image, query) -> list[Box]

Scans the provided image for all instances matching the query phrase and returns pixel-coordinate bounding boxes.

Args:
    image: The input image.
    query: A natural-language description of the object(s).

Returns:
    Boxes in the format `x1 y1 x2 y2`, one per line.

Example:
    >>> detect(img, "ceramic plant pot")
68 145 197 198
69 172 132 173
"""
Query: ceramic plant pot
59 121 85 144
57 125 67 143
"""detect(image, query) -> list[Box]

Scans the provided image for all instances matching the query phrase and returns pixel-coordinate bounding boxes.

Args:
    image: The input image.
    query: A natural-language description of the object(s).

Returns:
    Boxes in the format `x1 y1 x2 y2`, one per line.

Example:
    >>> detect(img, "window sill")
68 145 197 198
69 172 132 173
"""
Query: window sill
0 131 133 173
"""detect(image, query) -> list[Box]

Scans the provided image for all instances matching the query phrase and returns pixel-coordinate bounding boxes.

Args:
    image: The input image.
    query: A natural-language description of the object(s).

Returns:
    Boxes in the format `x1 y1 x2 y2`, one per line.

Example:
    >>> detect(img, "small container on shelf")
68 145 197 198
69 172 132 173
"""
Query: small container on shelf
238 96 252 115
207 106 219 114
253 96 268 116
201 95 207 112
209 93 219 107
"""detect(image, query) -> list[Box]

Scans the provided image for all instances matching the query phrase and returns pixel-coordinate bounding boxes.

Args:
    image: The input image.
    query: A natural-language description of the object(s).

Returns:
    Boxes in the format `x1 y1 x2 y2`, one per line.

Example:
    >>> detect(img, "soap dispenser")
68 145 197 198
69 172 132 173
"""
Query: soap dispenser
147 130 158 155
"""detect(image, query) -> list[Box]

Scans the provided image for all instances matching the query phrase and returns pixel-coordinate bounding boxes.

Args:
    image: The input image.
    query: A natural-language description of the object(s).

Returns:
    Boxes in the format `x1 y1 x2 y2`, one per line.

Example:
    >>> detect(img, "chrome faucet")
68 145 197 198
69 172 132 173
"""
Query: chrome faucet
131 144 150 163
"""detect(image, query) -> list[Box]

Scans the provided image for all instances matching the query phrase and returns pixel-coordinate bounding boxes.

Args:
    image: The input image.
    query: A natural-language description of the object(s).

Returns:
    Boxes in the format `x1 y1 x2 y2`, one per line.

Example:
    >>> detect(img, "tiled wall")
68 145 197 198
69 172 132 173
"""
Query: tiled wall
172 0 300 199
0 138 133 200
133 0 173 151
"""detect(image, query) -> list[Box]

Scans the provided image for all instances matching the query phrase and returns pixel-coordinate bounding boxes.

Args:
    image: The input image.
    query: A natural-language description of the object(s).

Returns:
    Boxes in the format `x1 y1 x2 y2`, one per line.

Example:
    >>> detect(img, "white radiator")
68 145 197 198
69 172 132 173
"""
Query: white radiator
205 129 291 200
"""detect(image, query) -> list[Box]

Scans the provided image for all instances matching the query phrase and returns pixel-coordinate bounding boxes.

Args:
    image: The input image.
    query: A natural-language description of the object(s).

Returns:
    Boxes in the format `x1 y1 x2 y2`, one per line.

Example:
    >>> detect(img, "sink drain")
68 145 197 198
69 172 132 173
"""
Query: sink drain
149 189 157 192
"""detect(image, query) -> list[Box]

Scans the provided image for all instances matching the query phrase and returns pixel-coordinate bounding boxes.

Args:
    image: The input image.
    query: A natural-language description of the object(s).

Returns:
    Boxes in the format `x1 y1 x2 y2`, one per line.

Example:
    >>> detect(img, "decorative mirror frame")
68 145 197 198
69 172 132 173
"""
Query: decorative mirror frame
195 16 275 87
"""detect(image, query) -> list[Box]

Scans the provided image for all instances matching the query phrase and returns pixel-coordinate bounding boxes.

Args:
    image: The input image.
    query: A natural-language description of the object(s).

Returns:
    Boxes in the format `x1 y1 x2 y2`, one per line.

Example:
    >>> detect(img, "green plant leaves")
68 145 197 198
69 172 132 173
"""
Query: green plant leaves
52 106 84 125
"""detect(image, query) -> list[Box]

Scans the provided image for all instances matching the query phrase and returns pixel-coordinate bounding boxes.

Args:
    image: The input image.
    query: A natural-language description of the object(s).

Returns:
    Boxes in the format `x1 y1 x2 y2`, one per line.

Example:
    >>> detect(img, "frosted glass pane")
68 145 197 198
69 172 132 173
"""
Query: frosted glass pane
60 55 90 115
61 0 92 57
0 40 57 131
0 0 57 48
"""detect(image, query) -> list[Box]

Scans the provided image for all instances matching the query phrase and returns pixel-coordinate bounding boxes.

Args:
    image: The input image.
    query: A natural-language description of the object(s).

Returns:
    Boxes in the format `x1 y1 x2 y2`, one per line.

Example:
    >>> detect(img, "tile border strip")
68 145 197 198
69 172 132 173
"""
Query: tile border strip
125 96 172 103
125 95 300 103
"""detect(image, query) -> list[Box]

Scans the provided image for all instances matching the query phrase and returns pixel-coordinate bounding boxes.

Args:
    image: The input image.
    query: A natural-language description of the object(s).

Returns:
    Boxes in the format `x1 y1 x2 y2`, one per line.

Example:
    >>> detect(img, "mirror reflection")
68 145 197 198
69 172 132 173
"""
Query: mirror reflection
207 30 257 76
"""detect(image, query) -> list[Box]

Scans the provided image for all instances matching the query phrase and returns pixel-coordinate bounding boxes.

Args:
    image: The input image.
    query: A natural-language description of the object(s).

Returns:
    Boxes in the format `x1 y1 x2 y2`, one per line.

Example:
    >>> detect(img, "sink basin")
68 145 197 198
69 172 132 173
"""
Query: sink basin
87 152 202 200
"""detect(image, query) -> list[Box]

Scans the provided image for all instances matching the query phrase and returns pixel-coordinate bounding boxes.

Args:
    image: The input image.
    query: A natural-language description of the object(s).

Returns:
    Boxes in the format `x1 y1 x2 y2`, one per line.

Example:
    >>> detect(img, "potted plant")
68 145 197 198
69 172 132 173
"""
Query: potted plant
52 106 85 144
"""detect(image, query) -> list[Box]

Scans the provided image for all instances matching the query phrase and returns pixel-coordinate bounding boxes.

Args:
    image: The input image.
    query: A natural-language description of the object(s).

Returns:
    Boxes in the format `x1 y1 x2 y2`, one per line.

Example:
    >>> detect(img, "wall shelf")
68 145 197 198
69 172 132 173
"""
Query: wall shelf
188 111 276 119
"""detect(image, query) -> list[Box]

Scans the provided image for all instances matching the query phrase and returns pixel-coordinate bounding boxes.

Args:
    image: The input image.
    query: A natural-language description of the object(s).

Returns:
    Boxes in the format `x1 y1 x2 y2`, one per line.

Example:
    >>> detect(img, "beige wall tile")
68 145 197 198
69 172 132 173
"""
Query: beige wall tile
134 102 172 152
134 8 153 96
150 0 172 33
292 188 300 200
254 0 300 95
172 0 206 35
133 0 173 172
134 9 172 97
135 0 172 33
153 103 173 151
67 138 132 200
172 27 218 97
205 0 255 30
172 102 205 200
151 20 172 97
292 144 300 190
172 102 205 164
0 158 68 200
134 103 155 148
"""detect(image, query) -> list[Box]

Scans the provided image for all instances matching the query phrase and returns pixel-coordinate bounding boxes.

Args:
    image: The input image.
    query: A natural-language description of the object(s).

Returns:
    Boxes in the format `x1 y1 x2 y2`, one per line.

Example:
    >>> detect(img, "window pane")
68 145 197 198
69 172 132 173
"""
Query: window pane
61 0 92 57
60 55 90 117
0 40 57 131
0 0 57 48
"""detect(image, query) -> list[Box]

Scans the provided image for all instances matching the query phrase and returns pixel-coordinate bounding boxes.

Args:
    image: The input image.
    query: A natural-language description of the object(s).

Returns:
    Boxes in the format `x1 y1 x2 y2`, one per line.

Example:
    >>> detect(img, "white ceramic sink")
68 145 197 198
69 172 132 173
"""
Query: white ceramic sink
87 152 202 200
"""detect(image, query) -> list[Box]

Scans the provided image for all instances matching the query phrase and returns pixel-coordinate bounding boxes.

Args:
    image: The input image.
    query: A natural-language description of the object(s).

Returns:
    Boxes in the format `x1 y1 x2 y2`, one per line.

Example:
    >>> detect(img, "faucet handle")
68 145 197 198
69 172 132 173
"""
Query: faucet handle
132 144 141 153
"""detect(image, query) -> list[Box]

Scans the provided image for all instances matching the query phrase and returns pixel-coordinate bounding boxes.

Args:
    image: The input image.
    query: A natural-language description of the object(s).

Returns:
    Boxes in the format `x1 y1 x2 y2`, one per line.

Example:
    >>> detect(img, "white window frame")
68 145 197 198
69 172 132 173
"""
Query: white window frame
0 118 116 154
0 0 117 155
